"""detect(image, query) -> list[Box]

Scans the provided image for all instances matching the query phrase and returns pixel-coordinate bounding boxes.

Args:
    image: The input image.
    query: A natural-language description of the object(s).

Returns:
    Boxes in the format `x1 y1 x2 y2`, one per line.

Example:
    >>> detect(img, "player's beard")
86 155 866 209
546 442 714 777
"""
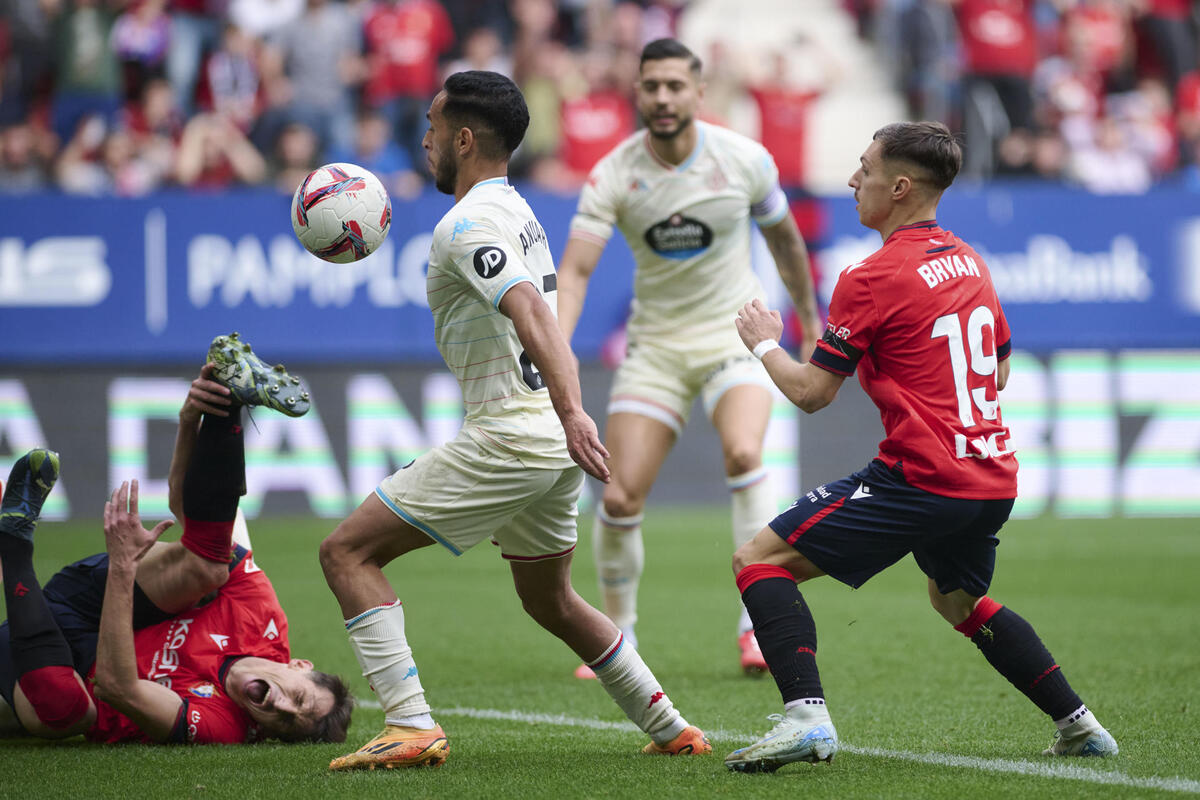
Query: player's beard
433 151 458 195
645 112 693 141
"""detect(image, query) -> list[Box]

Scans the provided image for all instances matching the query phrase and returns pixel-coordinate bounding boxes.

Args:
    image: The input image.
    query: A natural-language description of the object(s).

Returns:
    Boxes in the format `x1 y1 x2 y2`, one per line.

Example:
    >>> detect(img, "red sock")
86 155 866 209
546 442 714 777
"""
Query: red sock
18 666 91 730
180 518 235 563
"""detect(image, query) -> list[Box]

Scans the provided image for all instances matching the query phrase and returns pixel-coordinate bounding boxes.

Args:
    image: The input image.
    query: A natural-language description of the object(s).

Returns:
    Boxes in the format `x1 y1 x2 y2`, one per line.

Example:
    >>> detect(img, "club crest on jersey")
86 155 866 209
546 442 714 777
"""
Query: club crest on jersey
644 214 713 259
189 683 217 698
473 246 507 278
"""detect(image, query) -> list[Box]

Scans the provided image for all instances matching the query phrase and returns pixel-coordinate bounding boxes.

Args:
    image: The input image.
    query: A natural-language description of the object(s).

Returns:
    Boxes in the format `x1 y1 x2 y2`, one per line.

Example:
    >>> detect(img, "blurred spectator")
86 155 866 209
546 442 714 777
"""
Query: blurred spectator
203 22 259 131
122 76 180 177
1133 0 1197 92
439 0 510 53
0 119 49 192
511 0 558 85
362 0 455 174
228 0 303 39
1066 112 1152 192
1114 77 1177 175
112 0 171 100
175 111 267 188
51 0 123 143
1 0 57 122
271 118 318 193
443 27 512 78
1061 0 1137 94
950 0 1040 178
516 39 569 176
258 0 362 157
556 47 634 181
165 0 225 116
57 115 167 195
880 0 961 125
327 107 423 199
1177 66 1200 164
746 39 840 189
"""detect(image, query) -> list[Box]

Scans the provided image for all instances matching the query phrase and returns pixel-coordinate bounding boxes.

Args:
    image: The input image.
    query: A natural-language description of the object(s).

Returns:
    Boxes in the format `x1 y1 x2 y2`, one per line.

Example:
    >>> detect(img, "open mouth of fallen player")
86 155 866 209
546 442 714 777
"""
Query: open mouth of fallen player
245 678 270 706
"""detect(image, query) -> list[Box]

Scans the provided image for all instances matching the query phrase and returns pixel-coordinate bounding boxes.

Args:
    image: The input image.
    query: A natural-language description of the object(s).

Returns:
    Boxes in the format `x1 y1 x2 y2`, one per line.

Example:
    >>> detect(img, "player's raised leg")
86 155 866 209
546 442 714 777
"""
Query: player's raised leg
929 583 1118 757
207 332 312 417
319 494 446 770
724 527 837 773
711 383 775 675
574 411 676 679
0 449 96 738
510 551 710 755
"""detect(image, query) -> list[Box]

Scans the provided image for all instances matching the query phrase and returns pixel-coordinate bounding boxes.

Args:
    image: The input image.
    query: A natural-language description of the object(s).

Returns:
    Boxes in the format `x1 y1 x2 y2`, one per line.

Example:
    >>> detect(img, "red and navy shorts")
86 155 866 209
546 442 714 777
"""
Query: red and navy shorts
769 459 1014 598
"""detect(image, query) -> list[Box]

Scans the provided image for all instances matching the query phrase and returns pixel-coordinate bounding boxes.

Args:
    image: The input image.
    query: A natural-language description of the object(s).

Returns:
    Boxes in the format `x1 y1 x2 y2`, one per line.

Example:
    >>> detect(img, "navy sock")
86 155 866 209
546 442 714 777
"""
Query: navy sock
0 537 72 673
183 407 245 523
965 604 1083 720
738 566 823 703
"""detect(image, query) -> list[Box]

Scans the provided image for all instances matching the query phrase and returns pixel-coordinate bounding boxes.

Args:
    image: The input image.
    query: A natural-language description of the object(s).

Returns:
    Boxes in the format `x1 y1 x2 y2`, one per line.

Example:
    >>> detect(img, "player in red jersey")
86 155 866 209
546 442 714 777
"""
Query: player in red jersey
721 122 1117 773
0 341 353 744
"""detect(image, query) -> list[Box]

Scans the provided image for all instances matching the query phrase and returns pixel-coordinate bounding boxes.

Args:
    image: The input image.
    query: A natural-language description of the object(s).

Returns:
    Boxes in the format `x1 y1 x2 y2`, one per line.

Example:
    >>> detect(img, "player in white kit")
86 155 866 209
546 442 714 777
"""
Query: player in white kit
557 39 824 677
319 71 711 771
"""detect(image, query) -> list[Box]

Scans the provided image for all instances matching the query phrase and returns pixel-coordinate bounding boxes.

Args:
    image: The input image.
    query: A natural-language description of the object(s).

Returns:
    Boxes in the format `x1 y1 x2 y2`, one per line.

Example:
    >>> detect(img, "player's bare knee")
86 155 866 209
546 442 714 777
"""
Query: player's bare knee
722 446 762 478
600 488 644 520
318 532 350 577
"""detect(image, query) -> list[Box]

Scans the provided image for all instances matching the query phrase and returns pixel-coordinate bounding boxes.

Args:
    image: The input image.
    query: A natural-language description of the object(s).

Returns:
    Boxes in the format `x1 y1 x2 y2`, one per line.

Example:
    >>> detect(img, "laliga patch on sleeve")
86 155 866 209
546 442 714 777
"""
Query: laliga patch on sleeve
473 246 507 278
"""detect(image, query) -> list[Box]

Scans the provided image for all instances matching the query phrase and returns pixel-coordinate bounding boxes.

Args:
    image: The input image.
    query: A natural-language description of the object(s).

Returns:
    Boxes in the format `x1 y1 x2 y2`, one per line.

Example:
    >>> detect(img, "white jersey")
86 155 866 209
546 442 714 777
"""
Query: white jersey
427 177 573 468
569 121 790 339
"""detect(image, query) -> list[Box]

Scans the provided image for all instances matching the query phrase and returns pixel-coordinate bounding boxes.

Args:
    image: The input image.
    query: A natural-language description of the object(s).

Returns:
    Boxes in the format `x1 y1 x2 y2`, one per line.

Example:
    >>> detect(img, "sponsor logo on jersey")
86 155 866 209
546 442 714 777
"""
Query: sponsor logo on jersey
850 483 872 500
189 683 217 698
209 633 230 650
473 246 507 278
243 554 261 574
519 219 547 255
450 217 476 242
262 618 279 641
643 214 713 259
148 617 195 681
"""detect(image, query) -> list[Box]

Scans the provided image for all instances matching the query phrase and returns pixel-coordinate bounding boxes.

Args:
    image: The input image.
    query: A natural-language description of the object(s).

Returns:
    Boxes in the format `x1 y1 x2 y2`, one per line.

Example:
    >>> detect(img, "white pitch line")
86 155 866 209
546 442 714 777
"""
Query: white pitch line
355 700 1199 794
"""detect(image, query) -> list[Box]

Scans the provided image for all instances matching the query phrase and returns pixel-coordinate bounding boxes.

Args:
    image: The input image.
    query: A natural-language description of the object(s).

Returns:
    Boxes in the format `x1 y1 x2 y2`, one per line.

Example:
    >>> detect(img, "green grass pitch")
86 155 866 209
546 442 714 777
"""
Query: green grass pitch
3 510 1198 799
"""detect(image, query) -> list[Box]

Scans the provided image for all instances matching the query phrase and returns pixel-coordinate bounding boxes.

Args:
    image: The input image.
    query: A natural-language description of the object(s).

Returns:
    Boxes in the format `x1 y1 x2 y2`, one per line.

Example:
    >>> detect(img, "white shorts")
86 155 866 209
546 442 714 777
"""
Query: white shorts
608 327 774 434
375 431 584 560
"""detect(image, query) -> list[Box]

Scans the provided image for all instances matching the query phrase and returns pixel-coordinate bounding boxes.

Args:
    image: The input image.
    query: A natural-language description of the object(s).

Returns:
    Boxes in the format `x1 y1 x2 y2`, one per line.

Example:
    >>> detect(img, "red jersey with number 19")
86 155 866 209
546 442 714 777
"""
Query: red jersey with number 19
810 221 1017 499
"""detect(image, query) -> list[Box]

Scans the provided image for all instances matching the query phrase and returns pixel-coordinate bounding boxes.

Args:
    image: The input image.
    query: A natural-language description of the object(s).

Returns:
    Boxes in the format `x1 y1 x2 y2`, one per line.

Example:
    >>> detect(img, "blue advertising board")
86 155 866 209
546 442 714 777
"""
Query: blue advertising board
0 184 1198 363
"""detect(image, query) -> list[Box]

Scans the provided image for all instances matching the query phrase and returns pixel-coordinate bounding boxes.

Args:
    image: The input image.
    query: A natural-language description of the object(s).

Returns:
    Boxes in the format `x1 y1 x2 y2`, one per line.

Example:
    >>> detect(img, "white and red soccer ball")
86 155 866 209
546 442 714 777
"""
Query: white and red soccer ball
291 162 391 263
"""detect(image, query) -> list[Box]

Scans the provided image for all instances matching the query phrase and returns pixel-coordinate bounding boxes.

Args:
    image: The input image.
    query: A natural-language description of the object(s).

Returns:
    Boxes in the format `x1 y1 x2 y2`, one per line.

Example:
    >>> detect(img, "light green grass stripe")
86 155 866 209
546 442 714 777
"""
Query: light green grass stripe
356 702 1200 795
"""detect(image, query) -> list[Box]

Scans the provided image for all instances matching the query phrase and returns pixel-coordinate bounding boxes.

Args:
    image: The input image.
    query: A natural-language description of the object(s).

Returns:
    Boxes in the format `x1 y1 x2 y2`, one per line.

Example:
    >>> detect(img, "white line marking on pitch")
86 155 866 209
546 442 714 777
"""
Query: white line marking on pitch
356 700 1198 794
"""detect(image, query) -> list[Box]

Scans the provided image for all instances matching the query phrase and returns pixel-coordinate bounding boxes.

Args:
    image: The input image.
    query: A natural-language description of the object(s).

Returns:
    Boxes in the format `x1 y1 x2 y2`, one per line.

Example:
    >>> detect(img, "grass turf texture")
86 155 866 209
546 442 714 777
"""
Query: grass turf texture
2 511 1197 799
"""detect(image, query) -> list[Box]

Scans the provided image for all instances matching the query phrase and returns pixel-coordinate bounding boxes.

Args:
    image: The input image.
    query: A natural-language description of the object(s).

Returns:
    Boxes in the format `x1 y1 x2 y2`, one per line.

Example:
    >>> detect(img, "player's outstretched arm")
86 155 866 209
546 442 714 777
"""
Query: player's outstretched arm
760 214 824 361
736 299 844 413
499 282 611 482
95 480 184 743
555 236 606 346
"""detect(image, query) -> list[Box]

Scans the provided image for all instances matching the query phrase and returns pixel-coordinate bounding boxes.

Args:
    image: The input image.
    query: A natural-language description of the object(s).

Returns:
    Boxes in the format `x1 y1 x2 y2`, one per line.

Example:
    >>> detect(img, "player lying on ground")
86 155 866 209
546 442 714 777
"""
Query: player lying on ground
722 121 1118 773
0 340 353 743
318 71 710 771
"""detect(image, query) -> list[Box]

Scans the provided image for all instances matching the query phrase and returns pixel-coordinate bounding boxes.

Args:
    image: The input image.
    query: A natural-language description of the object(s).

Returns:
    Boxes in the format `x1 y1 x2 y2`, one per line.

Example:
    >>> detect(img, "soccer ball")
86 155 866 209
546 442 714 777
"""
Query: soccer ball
291 162 391 263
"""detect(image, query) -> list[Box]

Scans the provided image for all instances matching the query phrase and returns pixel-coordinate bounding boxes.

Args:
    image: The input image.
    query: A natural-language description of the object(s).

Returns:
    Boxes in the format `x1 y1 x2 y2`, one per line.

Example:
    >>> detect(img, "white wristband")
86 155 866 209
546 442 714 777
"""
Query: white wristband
752 340 781 360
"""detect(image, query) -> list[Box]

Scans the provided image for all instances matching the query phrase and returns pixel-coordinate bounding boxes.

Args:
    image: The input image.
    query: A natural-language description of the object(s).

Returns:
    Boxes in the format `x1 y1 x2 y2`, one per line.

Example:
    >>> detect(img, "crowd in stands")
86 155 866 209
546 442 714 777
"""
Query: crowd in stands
858 0 1200 191
0 0 1197 198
